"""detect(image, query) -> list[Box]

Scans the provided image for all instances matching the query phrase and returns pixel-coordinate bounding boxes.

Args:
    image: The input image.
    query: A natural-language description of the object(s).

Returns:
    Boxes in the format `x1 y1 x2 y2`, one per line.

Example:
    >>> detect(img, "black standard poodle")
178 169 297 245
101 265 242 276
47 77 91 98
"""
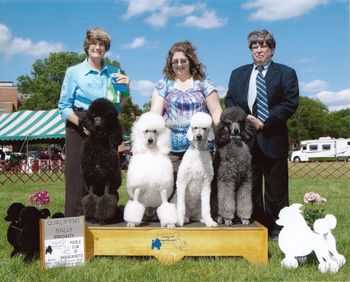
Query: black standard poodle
213 106 256 226
80 98 123 224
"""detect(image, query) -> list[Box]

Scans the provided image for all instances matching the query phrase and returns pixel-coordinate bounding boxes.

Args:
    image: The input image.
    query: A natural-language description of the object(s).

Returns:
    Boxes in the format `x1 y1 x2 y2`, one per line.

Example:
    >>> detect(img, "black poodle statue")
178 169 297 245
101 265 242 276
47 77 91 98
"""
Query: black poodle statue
4 202 62 262
80 98 123 224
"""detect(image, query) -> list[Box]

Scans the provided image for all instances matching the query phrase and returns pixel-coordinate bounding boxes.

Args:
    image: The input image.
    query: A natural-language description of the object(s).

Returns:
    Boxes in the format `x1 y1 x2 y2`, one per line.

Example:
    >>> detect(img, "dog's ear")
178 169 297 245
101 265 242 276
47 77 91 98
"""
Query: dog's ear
157 127 171 155
215 122 230 146
207 127 215 141
111 116 123 146
131 120 148 154
186 127 193 142
241 118 256 141
80 116 93 133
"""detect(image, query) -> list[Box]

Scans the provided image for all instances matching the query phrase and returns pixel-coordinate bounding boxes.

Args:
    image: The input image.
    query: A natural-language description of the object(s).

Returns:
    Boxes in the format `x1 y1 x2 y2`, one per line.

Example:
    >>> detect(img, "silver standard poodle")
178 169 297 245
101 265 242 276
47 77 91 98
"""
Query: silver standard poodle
176 112 217 227
123 112 178 228
214 106 256 225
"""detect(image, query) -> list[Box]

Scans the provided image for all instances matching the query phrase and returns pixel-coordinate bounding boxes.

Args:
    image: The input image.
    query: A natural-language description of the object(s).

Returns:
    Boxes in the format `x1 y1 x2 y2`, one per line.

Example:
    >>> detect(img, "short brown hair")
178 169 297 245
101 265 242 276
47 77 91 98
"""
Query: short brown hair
83 28 111 55
163 41 205 81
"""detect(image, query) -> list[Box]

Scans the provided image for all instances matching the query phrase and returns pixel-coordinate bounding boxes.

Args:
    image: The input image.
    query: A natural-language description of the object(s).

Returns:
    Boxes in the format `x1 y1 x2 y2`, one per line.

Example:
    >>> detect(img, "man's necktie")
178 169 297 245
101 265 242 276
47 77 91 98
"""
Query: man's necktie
256 66 269 122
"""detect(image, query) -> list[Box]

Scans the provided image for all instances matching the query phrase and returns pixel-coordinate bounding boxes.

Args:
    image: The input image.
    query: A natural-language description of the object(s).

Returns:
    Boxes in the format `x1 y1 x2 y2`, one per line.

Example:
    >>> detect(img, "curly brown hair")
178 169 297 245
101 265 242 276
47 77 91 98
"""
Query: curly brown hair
163 41 206 81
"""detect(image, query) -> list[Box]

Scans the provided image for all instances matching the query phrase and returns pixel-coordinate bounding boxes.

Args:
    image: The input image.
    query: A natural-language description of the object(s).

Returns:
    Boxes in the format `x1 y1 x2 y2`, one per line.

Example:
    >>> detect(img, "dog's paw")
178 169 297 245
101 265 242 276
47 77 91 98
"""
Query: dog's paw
166 223 176 228
123 200 145 226
333 254 346 267
241 219 250 225
318 262 328 273
202 218 218 227
327 260 340 273
157 202 178 227
216 216 223 224
126 222 136 228
281 257 298 269
177 218 184 227
224 219 233 226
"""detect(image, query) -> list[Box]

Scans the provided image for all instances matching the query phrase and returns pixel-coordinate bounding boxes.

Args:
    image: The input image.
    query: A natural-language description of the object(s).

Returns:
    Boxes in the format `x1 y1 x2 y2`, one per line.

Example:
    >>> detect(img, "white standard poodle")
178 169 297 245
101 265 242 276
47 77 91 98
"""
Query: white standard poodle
176 112 217 227
123 112 177 228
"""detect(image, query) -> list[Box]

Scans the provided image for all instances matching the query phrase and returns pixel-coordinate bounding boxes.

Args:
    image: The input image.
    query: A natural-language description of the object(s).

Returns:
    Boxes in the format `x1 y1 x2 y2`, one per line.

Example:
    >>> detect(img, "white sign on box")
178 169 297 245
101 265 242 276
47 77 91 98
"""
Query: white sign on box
40 216 85 268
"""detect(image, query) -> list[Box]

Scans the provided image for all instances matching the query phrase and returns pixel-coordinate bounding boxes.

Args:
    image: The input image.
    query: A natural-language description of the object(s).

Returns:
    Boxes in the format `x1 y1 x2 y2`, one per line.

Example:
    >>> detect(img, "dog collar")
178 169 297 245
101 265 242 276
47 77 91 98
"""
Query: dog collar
230 135 242 141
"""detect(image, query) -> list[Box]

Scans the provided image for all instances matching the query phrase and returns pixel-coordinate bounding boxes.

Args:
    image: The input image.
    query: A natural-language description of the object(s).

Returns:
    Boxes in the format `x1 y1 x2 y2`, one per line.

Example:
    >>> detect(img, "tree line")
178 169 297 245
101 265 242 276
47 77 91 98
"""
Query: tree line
16 52 349 144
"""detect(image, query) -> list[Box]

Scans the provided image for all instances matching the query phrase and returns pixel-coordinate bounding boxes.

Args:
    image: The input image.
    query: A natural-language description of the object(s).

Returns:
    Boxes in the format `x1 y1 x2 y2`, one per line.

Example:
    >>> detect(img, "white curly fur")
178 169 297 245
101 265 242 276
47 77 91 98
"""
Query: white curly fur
276 204 344 273
176 112 217 227
124 112 177 227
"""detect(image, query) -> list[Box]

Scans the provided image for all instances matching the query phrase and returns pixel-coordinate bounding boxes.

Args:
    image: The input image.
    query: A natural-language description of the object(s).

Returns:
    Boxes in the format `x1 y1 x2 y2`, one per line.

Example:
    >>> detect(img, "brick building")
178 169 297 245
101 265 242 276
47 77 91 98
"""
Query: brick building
0 81 18 114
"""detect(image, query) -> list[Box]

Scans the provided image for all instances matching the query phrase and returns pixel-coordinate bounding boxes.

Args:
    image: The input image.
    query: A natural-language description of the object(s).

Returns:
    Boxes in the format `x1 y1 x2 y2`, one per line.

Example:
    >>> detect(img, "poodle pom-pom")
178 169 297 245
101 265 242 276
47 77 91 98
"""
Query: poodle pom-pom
124 200 145 226
157 202 178 228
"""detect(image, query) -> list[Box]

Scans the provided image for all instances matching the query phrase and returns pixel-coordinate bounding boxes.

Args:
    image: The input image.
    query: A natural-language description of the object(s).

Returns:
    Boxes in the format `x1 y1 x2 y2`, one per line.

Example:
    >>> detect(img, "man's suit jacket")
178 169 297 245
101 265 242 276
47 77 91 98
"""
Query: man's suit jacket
225 61 299 159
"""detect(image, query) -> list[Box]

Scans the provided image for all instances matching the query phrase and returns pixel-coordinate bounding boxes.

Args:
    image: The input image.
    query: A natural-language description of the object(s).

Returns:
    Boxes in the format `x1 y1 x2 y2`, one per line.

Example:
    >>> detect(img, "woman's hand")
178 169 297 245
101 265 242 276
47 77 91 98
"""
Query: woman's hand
116 73 130 85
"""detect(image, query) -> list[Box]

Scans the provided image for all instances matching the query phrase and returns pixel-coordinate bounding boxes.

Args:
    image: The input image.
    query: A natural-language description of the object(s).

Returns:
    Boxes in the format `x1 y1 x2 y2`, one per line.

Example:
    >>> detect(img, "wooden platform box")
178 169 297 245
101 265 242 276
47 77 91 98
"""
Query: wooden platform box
85 221 268 264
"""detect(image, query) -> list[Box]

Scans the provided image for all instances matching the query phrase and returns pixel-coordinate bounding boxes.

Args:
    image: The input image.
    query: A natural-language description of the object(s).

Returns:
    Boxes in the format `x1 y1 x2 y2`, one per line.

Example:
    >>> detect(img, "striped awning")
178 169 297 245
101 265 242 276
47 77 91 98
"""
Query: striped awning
0 109 65 143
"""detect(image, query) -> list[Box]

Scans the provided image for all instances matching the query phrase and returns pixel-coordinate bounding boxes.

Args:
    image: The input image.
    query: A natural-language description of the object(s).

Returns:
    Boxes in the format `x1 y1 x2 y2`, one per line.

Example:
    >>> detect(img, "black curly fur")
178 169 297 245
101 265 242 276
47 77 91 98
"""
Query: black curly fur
80 98 122 224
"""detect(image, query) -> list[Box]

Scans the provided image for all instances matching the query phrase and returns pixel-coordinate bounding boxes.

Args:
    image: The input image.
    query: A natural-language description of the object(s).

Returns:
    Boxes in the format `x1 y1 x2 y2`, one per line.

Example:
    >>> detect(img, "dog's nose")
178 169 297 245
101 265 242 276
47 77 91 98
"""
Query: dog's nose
148 138 154 144
196 134 203 140
233 128 240 135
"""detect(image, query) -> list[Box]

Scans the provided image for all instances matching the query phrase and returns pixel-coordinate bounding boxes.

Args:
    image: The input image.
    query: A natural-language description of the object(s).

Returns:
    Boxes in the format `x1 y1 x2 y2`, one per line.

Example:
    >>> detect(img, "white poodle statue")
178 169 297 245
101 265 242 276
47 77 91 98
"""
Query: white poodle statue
276 203 346 273
176 112 217 227
123 112 178 228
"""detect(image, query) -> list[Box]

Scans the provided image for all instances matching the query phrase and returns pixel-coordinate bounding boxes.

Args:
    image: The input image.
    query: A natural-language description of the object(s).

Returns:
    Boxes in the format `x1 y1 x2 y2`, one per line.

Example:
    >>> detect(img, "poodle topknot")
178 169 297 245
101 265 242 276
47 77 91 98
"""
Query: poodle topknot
190 111 213 128
136 112 166 132
131 112 171 155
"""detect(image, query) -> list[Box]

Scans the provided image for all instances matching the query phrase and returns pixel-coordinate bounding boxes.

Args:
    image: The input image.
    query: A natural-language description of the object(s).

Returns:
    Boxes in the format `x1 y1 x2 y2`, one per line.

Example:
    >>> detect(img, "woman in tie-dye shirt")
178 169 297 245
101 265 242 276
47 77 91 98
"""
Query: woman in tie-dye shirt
151 41 222 183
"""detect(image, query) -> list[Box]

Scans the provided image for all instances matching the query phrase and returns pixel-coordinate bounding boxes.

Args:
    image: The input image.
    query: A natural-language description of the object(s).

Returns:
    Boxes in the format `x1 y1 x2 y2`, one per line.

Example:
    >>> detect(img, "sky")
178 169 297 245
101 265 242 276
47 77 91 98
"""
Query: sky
0 0 349 111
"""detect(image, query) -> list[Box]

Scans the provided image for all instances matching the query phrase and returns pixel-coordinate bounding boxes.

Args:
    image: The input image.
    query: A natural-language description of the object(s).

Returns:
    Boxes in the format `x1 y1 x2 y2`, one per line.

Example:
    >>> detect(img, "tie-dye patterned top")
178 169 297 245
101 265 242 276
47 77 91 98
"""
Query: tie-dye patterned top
154 77 217 153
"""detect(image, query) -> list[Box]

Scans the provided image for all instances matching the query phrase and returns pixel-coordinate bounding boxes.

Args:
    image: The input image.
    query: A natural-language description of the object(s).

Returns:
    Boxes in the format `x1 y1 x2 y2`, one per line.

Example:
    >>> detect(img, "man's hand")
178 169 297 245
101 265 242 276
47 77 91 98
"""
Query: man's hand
247 114 264 131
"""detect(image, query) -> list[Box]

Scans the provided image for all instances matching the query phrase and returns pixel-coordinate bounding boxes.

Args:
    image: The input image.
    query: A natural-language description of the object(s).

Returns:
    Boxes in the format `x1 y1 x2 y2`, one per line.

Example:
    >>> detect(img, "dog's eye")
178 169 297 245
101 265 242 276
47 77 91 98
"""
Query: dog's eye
203 127 207 130
193 127 198 130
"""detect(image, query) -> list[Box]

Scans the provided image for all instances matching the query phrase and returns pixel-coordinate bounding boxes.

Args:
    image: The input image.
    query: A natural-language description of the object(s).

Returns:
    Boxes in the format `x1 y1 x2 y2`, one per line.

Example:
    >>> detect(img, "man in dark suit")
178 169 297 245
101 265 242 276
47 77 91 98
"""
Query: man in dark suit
225 29 299 238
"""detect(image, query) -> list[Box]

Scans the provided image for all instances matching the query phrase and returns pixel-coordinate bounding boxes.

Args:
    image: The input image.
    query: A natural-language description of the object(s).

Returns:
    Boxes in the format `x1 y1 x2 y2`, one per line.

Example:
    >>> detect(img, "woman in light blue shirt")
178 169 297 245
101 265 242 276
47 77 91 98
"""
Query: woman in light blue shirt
58 28 130 217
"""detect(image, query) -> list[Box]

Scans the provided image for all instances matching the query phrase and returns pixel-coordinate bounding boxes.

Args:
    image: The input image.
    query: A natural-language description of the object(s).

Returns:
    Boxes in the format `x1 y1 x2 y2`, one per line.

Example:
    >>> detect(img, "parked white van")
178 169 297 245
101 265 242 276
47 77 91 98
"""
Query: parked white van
290 137 350 162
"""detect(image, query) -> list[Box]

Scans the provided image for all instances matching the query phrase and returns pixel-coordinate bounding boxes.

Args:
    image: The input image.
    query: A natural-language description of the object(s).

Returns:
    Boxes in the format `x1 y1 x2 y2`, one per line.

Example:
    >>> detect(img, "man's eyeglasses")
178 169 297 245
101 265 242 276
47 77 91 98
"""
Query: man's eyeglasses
171 59 189 65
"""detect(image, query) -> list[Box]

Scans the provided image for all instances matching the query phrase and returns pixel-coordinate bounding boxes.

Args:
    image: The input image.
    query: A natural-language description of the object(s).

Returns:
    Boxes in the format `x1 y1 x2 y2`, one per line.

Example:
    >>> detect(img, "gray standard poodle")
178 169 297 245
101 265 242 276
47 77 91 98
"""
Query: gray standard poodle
214 106 256 225
80 98 122 224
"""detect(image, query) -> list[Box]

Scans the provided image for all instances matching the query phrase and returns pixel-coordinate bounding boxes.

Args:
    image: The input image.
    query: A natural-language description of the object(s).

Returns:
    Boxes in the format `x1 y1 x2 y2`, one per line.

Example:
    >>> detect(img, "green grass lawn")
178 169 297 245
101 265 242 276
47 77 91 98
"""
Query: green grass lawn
0 175 349 281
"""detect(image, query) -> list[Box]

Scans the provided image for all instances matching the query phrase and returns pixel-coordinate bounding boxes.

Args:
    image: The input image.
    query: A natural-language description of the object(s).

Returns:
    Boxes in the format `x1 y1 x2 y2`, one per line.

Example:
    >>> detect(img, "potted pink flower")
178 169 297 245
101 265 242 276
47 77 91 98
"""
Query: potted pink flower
28 190 51 207
303 192 326 228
